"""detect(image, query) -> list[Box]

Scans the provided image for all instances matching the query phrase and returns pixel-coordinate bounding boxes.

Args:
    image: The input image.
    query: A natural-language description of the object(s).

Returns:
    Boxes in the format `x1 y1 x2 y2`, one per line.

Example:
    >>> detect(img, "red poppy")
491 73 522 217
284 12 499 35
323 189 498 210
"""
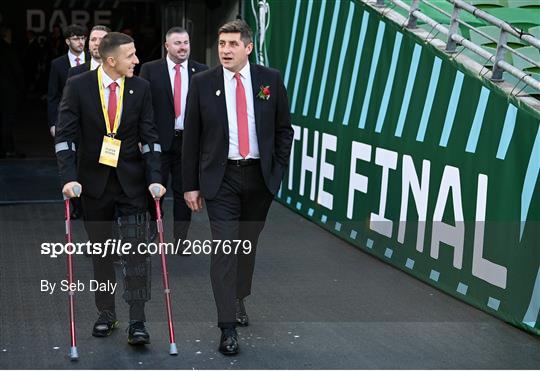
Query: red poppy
257 85 271 100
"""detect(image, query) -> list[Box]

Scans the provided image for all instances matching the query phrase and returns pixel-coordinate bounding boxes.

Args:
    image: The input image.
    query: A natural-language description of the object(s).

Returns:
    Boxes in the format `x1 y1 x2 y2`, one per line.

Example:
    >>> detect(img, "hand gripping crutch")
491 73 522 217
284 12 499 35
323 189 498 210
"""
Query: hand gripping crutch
151 186 178 355
64 185 81 361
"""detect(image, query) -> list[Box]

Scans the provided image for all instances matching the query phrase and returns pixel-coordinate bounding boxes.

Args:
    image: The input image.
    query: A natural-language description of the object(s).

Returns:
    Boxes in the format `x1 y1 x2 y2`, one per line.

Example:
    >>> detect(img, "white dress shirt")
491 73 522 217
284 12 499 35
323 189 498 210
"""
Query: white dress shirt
90 58 101 71
68 50 85 67
166 55 188 130
223 63 259 160
100 67 123 129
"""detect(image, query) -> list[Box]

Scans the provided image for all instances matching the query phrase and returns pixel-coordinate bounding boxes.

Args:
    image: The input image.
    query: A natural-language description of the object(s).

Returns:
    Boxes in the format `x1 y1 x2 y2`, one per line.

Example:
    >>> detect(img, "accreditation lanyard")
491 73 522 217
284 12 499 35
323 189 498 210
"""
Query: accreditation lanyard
97 66 125 137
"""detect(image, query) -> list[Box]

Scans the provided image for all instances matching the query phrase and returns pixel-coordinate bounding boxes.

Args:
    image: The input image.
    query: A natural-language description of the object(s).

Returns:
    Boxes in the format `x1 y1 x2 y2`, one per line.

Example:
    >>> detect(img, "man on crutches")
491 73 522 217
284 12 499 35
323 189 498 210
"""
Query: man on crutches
56 32 165 347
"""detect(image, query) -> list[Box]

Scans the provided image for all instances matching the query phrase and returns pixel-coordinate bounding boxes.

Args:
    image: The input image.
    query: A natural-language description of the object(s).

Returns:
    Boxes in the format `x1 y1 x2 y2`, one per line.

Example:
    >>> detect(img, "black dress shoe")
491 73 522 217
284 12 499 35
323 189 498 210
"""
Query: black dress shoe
219 327 239 355
92 310 118 337
127 321 150 345
236 298 249 327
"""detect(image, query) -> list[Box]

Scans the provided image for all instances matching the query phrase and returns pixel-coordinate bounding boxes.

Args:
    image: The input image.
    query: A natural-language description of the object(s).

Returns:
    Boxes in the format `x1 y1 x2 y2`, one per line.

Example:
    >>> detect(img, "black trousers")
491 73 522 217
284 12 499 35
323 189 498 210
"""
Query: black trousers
82 171 148 321
205 161 273 328
149 132 191 241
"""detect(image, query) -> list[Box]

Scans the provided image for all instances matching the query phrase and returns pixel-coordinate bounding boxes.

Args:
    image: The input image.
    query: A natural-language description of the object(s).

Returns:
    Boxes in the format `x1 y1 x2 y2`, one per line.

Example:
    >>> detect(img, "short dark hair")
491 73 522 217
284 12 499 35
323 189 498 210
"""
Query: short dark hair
218 19 252 46
98 32 134 58
166 26 188 39
63 24 87 39
90 25 111 34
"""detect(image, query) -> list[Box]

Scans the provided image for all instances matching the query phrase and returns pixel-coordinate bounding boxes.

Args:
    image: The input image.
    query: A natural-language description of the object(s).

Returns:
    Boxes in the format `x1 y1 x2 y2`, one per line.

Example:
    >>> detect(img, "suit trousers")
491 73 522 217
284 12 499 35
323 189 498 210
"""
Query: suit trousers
82 170 148 321
148 131 191 242
205 161 274 328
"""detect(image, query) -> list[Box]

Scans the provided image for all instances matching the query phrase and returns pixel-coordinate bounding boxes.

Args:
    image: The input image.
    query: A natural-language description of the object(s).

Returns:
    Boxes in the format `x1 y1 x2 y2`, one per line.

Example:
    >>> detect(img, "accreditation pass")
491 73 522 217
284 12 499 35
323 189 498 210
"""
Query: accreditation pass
99 135 122 167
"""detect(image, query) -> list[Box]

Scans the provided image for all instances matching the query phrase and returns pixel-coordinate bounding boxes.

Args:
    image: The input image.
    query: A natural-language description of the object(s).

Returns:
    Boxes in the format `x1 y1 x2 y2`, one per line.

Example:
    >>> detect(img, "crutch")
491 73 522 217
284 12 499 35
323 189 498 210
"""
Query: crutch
151 186 178 355
64 185 81 361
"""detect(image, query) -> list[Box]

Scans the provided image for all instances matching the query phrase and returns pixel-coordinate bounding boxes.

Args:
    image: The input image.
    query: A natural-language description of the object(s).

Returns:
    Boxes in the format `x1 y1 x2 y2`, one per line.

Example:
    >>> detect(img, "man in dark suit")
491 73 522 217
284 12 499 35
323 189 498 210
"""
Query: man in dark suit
56 32 166 346
47 24 88 138
67 25 110 78
182 20 293 355
140 27 208 246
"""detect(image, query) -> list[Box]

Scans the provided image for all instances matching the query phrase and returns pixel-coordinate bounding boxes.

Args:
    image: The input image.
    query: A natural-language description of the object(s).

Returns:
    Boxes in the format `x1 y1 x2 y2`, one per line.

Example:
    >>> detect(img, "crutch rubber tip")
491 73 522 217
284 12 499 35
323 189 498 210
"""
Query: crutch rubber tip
69 346 79 360
169 343 178 355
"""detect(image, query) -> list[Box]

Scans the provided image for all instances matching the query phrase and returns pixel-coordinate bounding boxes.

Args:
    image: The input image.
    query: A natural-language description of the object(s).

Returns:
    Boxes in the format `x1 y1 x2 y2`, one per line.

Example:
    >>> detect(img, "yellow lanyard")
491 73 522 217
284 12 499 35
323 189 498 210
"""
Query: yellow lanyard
97 66 125 136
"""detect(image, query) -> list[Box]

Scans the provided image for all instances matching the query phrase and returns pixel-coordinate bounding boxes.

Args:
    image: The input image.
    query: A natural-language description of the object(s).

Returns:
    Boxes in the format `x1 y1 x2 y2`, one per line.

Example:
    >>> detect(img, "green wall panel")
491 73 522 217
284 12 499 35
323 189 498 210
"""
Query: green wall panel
246 0 540 335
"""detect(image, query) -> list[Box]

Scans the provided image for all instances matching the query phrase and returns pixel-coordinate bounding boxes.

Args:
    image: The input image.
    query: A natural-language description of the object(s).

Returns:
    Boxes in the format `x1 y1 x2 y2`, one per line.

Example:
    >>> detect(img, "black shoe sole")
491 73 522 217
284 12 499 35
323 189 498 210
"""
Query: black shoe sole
92 320 119 337
128 336 151 345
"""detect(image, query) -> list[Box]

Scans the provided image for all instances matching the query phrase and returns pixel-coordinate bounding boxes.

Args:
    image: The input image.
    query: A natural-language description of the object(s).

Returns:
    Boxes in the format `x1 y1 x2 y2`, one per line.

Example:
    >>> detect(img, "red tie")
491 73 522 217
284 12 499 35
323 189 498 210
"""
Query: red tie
234 73 249 158
75 57 80 66
108 82 118 133
174 64 181 118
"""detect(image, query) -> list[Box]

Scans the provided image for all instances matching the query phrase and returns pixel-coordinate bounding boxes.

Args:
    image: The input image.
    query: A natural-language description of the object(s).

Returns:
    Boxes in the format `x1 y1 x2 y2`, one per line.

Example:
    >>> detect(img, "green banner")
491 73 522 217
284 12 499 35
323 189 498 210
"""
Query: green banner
246 0 540 335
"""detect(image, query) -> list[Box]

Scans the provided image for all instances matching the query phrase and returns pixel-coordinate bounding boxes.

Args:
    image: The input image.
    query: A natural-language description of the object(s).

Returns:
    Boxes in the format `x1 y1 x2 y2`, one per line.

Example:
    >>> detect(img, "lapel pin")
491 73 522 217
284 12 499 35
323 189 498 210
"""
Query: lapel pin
216 90 221 96
191 67 195 72
129 90 134 94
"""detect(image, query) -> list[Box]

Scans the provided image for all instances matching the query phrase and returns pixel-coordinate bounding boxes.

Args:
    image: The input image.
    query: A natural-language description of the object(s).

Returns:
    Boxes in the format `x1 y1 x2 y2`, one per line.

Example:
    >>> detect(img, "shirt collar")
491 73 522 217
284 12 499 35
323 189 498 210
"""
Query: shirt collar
223 62 250 81
100 66 122 88
90 58 101 70
166 55 188 71
68 50 84 64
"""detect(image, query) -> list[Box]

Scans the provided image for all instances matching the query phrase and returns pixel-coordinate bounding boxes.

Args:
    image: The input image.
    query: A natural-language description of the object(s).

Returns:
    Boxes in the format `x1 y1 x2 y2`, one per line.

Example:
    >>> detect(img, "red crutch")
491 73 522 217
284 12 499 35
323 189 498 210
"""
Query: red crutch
151 186 178 355
64 185 80 361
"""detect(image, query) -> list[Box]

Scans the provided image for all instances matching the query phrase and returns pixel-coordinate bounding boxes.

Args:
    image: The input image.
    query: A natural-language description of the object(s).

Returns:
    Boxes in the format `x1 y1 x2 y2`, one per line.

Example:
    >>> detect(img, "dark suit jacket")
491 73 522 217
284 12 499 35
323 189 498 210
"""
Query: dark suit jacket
182 64 293 199
139 58 208 151
67 61 92 79
55 69 161 199
47 53 89 127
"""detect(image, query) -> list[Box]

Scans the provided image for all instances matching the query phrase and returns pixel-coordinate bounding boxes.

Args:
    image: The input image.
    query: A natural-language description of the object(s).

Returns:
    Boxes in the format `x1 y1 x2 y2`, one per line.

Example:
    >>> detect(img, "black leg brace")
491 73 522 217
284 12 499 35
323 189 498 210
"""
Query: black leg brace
117 212 152 306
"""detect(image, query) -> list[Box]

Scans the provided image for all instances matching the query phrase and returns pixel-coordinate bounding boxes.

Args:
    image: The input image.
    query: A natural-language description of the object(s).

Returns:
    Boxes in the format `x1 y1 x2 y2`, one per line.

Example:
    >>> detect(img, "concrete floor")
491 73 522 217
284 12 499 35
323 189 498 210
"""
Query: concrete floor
0 197 538 369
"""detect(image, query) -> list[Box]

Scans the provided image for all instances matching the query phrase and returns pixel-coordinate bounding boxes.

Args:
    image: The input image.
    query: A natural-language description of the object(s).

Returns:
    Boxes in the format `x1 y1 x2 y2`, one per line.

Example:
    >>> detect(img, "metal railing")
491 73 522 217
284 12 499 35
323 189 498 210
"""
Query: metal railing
370 0 540 94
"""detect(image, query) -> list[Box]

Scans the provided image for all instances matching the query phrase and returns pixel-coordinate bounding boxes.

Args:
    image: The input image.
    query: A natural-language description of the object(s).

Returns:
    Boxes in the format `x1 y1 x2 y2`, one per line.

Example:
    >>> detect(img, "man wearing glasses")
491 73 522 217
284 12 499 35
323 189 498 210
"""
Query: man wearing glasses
68 25 111 77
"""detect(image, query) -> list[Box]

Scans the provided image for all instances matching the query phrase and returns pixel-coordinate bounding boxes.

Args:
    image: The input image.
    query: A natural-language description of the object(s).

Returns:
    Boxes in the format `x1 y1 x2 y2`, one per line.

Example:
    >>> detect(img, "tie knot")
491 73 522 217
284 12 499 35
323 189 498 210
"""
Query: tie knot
234 72 242 81
174 64 181 71
109 82 118 92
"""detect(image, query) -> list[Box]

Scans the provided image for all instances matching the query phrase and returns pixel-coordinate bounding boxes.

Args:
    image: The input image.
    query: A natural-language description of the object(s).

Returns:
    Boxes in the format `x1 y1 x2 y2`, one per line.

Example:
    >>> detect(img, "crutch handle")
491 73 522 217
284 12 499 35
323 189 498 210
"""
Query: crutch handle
63 185 82 200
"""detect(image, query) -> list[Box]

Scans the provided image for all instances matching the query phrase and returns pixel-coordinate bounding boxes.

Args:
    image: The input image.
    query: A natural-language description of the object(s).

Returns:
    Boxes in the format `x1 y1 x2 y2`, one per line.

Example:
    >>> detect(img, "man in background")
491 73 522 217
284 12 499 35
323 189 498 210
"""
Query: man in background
140 27 208 246
68 25 110 78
